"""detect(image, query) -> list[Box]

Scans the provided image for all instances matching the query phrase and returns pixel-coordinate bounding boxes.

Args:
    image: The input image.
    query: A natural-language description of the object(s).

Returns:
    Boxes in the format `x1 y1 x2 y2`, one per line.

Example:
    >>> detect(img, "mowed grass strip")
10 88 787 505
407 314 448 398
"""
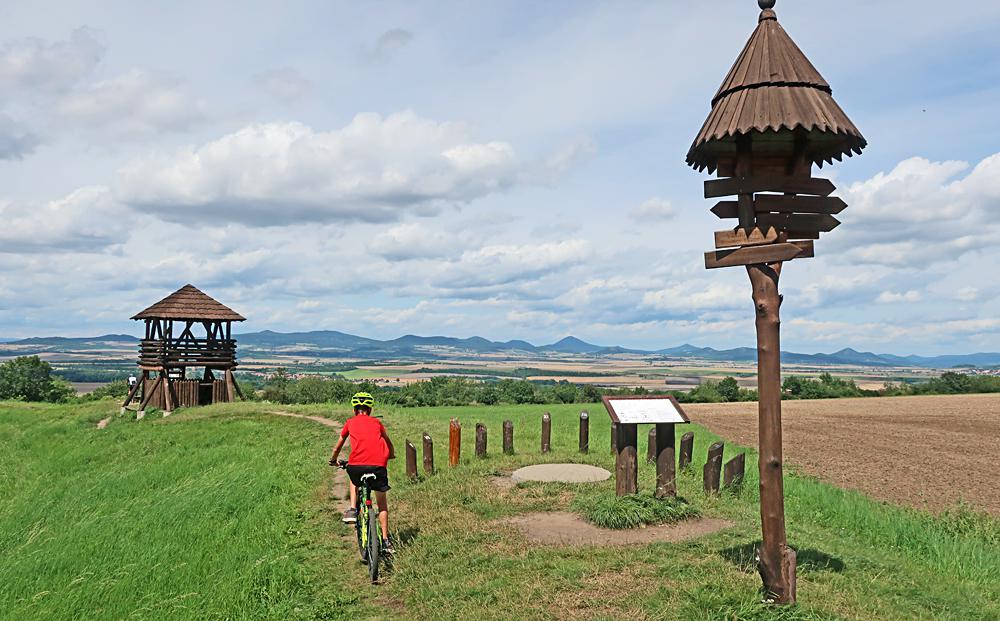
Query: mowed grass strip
2 399 999 620
0 401 364 621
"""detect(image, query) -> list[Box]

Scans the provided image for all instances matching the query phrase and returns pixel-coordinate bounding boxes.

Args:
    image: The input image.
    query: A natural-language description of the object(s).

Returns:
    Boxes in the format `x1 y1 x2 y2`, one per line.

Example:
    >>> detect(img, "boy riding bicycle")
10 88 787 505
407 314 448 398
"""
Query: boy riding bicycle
329 392 396 553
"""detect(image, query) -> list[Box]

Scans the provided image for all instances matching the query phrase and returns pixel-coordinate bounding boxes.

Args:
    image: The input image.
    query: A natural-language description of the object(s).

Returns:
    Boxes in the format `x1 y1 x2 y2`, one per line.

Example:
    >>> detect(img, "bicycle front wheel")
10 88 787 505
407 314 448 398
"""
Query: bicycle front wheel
367 506 380 583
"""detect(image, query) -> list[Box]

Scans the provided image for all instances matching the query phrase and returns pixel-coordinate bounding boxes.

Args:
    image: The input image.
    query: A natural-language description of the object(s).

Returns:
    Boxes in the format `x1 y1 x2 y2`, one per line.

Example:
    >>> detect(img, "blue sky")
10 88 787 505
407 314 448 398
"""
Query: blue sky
1 0 999 355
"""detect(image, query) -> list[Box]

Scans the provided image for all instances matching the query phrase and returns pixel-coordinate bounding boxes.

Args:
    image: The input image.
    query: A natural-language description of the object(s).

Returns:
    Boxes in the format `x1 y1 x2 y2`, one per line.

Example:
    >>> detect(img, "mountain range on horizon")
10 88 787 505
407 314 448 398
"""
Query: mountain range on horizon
3 330 1000 369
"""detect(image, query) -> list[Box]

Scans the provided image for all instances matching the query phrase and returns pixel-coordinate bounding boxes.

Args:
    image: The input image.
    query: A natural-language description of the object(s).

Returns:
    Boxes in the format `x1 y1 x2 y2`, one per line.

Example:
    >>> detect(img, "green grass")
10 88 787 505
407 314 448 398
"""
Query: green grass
571 492 699 529
1 399 998 620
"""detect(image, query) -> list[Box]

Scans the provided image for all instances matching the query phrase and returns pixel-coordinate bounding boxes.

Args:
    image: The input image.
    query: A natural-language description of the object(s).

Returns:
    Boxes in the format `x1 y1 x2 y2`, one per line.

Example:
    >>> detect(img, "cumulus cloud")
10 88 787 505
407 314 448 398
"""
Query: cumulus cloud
254 67 311 102
630 198 675 221
0 114 40 160
836 154 1000 265
56 70 208 137
0 27 104 94
114 112 520 226
0 186 131 253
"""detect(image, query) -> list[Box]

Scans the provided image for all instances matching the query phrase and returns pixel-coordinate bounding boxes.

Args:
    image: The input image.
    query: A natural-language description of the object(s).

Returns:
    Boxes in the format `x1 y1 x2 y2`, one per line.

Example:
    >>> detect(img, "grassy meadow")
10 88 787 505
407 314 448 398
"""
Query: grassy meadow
1 399 997 620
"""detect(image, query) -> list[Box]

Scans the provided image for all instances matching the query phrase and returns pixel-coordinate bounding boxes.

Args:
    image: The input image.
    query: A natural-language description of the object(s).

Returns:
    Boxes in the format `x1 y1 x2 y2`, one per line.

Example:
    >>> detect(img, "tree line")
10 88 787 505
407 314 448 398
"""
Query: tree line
2 355 998 405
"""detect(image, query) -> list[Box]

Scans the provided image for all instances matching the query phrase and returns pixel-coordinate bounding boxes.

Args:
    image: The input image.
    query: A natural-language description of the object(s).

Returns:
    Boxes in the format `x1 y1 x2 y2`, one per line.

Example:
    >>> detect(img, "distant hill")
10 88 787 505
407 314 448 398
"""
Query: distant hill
3 329 1000 369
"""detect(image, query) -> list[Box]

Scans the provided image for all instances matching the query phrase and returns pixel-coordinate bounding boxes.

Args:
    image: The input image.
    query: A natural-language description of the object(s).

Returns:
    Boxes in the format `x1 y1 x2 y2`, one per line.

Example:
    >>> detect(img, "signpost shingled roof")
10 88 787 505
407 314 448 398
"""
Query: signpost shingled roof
687 1 866 173
683 0 865 605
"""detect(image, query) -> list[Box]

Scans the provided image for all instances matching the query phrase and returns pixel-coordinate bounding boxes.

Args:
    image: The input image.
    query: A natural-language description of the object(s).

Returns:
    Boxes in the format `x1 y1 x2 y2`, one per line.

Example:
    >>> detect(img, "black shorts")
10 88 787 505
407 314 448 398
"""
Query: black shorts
345 465 391 492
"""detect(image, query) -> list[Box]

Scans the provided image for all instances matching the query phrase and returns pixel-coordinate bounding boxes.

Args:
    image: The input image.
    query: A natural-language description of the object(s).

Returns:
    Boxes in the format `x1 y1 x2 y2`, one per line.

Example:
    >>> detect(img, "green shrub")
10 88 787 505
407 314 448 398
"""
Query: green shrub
0 356 74 402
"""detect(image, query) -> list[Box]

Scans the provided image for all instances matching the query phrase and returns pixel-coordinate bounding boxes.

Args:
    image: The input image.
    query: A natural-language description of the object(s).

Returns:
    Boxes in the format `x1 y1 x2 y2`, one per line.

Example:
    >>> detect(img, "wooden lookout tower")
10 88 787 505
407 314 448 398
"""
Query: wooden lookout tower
121 284 246 417
686 0 866 604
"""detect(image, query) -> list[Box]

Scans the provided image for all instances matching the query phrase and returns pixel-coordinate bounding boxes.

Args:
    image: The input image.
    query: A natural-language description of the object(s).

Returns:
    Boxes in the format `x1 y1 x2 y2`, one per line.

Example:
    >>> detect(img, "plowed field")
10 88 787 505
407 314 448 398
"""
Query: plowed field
686 393 1000 516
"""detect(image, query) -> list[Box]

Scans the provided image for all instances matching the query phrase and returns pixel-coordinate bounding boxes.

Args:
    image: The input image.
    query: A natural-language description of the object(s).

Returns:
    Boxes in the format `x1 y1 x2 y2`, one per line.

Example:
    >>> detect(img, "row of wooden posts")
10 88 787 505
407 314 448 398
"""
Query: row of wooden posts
401 412 745 496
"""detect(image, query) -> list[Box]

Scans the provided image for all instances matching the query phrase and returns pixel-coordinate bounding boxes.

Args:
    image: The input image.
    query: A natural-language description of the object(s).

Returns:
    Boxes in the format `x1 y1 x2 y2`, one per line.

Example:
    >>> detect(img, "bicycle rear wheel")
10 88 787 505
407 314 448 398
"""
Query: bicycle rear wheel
367 506 380 583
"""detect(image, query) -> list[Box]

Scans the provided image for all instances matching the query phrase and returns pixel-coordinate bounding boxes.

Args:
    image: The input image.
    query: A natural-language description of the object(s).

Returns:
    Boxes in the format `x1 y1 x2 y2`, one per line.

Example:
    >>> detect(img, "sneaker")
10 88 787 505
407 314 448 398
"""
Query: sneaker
382 539 395 554
342 508 357 523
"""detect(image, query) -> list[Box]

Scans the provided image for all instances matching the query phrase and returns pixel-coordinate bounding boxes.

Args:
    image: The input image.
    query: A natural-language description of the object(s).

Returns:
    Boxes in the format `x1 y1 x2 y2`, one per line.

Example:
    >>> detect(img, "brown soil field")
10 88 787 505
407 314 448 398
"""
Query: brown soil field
685 393 1000 516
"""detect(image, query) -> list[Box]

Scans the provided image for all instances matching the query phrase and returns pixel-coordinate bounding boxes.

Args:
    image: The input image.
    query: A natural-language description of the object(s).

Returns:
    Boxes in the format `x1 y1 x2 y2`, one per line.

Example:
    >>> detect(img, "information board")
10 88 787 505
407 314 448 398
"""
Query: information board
602 395 690 424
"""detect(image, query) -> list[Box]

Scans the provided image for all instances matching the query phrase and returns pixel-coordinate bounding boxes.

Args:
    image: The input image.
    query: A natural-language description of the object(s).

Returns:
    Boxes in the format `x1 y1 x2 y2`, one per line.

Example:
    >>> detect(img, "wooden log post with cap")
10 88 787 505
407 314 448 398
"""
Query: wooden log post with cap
578 411 589 453
540 412 551 453
502 420 514 454
684 0 866 603
449 419 461 467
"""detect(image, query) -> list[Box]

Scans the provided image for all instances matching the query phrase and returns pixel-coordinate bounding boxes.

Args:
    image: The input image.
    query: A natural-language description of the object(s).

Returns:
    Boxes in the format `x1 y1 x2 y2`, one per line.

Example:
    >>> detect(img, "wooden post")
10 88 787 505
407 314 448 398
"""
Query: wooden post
724 452 746 488
655 423 677 498
541 412 551 453
137 375 161 419
614 423 638 496
121 378 142 411
502 420 514 455
748 262 795 603
679 432 694 470
646 427 656 464
578 411 589 453
161 371 174 416
225 368 236 402
475 423 487 458
449 418 461 467
704 441 724 494
422 433 434 475
610 422 618 454
405 441 418 480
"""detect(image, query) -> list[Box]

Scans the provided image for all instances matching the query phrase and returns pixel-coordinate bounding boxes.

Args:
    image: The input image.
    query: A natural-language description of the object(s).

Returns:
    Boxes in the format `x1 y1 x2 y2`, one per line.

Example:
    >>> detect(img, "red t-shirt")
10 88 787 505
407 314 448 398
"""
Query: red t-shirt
341 415 390 467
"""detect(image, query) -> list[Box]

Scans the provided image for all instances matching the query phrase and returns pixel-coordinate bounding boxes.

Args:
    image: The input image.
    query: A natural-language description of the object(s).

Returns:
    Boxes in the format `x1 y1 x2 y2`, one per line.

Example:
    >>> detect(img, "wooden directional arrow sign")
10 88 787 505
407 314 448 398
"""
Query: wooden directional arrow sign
756 213 840 233
704 176 836 199
704 241 814 269
711 201 739 219
753 195 847 214
714 226 778 249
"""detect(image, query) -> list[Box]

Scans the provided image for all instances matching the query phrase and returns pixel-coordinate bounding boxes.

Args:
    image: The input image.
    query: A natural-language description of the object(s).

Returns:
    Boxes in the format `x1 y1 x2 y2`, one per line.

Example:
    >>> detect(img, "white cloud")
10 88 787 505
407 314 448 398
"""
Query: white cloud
876 290 922 303
0 186 130 253
254 67 311 103
371 223 461 261
433 239 590 290
835 154 1000 266
114 112 520 226
642 282 745 312
56 70 208 137
630 198 675 221
0 27 104 94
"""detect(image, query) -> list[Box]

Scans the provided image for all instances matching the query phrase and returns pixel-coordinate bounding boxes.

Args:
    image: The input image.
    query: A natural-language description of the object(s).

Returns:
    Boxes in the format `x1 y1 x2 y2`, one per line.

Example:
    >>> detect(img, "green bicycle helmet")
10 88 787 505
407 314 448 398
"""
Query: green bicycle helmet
351 391 374 409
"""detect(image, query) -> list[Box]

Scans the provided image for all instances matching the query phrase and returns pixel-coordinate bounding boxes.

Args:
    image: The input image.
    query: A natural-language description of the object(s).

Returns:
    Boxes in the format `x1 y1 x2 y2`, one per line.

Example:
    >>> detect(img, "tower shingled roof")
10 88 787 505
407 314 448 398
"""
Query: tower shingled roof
131 284 246 321
686 1 866 173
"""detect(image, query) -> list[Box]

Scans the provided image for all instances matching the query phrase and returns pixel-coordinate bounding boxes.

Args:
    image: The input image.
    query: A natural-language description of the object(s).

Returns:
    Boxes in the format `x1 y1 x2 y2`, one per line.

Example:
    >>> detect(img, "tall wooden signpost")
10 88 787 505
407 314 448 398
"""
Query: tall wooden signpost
685 0 866 604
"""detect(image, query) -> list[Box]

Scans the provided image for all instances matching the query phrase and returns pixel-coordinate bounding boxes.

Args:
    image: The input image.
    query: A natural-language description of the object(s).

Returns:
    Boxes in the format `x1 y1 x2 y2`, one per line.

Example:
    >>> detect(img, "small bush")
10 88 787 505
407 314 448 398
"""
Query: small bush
572 492 699 529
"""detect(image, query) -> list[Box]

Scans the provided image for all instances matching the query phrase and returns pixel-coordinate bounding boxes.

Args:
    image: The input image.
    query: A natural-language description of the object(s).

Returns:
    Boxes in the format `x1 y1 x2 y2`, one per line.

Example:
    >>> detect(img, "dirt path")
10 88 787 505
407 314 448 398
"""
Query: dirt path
685 393 1000 515
504 512 732 546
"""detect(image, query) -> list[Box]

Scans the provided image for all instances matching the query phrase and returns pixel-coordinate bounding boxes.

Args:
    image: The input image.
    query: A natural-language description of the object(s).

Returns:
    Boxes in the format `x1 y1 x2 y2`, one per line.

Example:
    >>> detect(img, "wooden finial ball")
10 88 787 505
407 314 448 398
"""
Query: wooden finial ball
758 0 776 9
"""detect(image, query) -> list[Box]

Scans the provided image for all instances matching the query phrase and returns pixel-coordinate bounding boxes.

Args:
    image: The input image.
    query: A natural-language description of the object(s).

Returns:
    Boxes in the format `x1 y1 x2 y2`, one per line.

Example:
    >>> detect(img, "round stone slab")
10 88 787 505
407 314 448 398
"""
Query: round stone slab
511 463 611 484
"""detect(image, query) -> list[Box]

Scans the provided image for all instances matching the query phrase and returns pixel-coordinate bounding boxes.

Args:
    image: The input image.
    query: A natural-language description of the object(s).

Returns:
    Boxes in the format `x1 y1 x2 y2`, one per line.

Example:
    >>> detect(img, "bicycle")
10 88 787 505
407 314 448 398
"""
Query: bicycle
336 460 384 583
